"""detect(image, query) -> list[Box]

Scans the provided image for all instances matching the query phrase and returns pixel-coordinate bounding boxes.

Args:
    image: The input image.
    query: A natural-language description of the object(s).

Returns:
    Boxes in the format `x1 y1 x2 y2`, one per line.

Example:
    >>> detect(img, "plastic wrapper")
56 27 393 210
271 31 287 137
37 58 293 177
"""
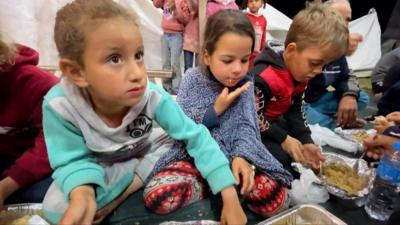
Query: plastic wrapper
310 124 360 153
334 128 376 152
0 203 49 225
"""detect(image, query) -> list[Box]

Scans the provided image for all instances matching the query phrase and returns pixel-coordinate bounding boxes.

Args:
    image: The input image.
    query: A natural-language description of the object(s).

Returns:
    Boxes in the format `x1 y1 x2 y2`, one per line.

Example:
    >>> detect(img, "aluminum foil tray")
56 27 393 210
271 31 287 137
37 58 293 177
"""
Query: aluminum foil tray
258 204 346 225
334 128 376 152
321 152 374 199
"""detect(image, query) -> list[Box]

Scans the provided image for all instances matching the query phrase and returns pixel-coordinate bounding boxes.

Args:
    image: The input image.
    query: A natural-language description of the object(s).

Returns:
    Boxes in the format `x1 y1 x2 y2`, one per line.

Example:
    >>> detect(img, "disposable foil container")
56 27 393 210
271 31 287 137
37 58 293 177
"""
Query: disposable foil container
258 204 346 225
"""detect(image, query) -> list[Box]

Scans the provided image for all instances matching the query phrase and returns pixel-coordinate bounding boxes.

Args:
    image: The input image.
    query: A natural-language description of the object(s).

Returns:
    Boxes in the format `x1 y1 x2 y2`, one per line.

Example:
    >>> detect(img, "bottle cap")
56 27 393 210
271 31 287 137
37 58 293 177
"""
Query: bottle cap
393 142 400 151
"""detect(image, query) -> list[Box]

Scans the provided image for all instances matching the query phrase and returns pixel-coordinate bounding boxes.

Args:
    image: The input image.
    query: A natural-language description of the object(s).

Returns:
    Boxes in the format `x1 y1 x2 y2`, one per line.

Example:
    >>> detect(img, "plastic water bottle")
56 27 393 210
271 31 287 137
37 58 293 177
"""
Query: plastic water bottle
364 142 400 221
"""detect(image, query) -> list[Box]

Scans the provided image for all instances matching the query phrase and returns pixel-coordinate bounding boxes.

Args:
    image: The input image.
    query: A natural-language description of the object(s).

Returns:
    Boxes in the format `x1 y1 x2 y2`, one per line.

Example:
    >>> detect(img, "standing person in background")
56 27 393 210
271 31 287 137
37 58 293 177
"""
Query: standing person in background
244 0 267 69
176 0 200 72
206 0 239 17
0 33 58 208
153 0 184 94
304 0 369 130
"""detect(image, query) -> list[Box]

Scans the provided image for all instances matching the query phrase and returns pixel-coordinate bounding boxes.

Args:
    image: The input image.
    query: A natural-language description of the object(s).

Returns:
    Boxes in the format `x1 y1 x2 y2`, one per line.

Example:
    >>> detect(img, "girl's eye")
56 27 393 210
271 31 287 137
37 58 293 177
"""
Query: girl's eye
241 58 249 63
222 60 232 64
108 55 122 64
135 51 144 62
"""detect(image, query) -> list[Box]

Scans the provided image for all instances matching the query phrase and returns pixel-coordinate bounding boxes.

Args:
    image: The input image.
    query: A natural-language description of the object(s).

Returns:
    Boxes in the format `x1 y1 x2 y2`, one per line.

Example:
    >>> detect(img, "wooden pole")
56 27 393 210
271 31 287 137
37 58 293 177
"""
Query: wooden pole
199 0 206 52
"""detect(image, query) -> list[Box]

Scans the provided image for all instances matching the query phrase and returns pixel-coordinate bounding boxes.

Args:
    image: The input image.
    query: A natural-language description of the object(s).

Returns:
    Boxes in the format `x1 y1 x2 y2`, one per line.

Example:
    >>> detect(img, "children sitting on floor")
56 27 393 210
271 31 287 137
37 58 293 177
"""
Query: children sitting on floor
249 2 349 176
148 9 292 218
41 0 245 224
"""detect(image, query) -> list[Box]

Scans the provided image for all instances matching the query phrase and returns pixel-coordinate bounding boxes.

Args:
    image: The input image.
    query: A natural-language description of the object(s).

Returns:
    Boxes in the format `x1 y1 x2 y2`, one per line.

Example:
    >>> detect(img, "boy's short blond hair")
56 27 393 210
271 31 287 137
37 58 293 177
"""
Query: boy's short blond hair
0 32 17 66
285 2 348 57
54 0 138 67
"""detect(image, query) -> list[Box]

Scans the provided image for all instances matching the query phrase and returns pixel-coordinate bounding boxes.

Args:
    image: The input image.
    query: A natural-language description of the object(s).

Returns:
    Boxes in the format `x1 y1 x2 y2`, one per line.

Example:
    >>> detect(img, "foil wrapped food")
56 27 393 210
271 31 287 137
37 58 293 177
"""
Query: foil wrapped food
320 152 374 199
334 128 376 152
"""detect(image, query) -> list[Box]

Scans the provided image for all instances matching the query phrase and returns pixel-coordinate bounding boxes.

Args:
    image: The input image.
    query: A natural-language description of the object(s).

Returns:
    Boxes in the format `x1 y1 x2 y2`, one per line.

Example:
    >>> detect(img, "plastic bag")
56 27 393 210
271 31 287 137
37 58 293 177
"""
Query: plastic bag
309 124 360 153
289 163 329 206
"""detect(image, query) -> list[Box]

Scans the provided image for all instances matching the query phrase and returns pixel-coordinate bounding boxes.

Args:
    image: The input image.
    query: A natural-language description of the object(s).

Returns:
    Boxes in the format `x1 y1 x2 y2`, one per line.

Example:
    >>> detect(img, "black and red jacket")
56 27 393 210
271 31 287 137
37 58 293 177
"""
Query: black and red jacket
250 42 313 144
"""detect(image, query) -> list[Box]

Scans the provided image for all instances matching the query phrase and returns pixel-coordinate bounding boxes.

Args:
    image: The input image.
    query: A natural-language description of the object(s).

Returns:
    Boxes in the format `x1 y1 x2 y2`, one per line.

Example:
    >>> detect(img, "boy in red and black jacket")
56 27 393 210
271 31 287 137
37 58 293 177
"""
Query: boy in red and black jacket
250 3 349 176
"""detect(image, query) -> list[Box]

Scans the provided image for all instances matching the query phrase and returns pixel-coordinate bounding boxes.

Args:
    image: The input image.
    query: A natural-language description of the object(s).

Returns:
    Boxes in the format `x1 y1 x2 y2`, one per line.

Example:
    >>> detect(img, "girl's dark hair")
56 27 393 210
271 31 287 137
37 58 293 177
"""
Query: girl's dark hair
202 9 255 63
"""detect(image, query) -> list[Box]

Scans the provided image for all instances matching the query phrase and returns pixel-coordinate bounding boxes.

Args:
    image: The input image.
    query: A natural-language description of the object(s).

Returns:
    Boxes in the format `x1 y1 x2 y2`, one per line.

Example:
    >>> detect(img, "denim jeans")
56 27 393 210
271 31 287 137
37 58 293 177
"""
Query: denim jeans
161 33 183 93
183 50 198 72
305 91 369 130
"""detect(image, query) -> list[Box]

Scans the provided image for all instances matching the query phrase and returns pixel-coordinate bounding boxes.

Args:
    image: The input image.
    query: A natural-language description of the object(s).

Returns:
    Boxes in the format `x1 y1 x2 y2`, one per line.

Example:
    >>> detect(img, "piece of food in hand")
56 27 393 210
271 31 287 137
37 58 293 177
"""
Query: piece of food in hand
372 115 388 125
320 162 367 195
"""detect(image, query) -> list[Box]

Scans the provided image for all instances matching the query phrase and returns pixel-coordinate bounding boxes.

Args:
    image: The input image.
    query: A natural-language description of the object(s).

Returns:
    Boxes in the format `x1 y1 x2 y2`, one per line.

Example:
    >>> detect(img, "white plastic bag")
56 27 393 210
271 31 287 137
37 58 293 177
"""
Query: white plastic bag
309 124 360 153
289 163 329 206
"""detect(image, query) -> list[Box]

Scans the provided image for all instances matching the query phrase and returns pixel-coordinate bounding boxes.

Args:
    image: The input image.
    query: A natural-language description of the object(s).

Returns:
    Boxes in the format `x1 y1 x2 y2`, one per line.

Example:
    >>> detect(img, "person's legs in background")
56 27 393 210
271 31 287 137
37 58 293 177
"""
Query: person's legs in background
184 50 197 72
357 90 369 111
305 92 338 129
161 33 172 92
170 33 183 94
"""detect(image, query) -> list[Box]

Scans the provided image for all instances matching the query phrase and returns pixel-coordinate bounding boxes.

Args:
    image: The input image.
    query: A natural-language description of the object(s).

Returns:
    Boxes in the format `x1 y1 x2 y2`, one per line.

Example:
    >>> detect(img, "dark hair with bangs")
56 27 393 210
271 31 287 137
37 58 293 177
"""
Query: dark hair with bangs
201 9 255 64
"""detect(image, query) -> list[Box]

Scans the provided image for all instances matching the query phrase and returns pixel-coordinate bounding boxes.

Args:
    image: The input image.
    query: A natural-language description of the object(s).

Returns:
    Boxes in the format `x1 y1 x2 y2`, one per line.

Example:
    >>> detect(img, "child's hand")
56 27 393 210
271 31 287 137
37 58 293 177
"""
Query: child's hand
281 135 305 163
386 112 400 124
363 134 398 160
302 144 325 169
231 157 255 195
347 33 363 56
59 185 96 225
373 116 395 134
93 175 143 224
0 176 19 210
93 199 119 224
214 81 251 116
220 186 247 225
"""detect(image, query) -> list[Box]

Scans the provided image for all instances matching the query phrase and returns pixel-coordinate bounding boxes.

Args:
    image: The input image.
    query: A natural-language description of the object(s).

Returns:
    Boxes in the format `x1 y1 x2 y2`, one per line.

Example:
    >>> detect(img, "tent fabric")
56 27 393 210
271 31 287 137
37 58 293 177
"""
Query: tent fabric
0 0 163 69
263 4 382 71
346 9 381 71
0 1 381 71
